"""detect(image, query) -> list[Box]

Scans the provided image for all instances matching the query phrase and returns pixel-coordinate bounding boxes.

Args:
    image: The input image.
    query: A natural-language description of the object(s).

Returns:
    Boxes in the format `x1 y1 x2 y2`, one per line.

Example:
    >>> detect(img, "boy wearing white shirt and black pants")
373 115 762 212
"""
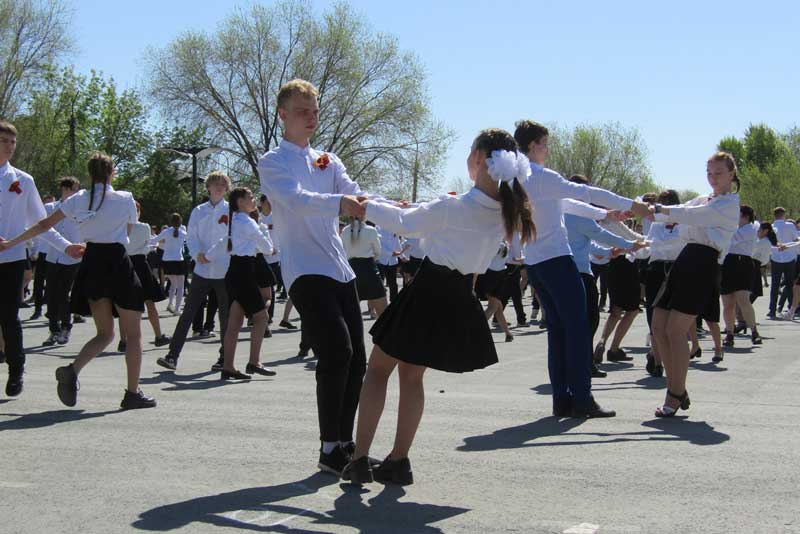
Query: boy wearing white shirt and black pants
42 177 82 346
157 172 231 371
768 207 799 318
0 121 79 397
259 79 375 475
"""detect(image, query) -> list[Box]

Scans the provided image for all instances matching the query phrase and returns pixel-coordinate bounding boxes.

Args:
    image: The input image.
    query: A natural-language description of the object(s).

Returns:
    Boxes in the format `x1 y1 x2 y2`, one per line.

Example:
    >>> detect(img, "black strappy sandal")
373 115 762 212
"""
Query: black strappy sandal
655 389 690 418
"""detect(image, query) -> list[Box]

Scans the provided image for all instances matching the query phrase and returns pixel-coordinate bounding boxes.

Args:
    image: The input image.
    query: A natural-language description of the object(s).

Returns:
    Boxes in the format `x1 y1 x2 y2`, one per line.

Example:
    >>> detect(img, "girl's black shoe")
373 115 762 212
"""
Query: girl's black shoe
373 456 414 486
689 347 702 360
342 456 374 485
723 333 735 347
245 363 277 376
751 331 763 345
221 369 251 380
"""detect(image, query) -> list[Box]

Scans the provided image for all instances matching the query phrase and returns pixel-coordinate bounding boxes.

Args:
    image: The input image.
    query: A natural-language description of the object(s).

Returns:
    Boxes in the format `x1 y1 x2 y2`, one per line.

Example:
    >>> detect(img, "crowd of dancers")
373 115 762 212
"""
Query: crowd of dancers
1 78 799 486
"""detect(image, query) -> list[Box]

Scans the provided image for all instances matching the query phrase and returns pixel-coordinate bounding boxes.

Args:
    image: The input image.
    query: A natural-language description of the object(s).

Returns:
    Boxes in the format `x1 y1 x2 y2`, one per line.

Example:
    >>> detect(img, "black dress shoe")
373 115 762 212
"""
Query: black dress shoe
221 369 251 380
606 348 632 362
120 389 157 410
279 320 297 330
5 369 24 397
154 335 171 347
211 357 224 371
645 351 656 374
263 328 273 338
553 397 573 417
722 333 734 347
117 340 127 353
689 347 702 360
373 456 413 486
571 399 616 418
156 355 178 370
245 363 277 376
342 456 374 484
297 348 310 358
29 310 42 320
591 365 607 378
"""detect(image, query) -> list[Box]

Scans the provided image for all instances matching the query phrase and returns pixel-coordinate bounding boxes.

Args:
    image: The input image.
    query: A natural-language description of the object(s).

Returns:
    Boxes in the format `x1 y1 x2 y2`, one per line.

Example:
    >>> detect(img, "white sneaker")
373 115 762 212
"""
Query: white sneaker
782 310 794 320
56 329 70 345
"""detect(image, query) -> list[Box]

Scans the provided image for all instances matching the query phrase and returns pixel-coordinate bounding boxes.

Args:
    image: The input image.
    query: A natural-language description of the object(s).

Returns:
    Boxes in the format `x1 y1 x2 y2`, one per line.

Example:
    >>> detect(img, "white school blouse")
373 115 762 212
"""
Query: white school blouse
643 222 684 262
44 199 81 266
771 219 799 263
209 212 273 258
376 226 401 266
521 161 634 265
365 187 504 275
341 224 381 259
155 227 187 261
186 199 231 279
403 237 425 259
59 184 137 245
487 242 508 271
0 162 71 263
654 193 740 263
257 222 275 256
127 222 154 256
752 237 773 265
258 139 372 292
727 222 757 257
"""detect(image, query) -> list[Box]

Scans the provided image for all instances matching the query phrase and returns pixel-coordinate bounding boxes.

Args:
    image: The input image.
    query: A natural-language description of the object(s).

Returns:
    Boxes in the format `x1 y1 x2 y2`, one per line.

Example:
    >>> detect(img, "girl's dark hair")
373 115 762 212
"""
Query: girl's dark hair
227 187 251 252
170 213 182 237
641 192 658 204
349 217 362 242
709 151 739 192
249 210 259 222
58 176 80 190
658 189 680 206
740 204 755 223
760 221 777 245
87 152 114 211
473 128 536 243
513 120 549 154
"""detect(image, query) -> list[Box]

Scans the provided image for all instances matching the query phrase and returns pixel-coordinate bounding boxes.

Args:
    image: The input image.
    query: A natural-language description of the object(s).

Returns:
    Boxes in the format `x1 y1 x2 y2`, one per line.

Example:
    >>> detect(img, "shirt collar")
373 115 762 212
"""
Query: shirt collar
92 182 114 192
466 186 501 209
529 161 544 173
0 161 10 176
279 138 312 154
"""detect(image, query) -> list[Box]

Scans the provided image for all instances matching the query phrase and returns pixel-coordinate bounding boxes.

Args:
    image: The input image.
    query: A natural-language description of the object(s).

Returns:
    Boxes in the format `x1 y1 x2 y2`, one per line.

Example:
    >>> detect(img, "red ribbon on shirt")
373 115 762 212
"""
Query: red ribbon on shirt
8 180 22 195
217 214 229 225
313 153 330 171
665 223 678 230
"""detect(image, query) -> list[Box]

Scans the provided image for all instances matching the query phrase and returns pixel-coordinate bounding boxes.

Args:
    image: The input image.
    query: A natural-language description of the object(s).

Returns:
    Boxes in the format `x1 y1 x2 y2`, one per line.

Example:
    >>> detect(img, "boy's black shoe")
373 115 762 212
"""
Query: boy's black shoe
120 389 157 410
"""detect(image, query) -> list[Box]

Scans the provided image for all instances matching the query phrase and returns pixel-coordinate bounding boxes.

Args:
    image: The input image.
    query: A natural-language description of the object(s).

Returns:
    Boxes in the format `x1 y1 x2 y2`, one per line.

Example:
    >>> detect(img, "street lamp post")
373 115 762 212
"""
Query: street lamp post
159 146 224 207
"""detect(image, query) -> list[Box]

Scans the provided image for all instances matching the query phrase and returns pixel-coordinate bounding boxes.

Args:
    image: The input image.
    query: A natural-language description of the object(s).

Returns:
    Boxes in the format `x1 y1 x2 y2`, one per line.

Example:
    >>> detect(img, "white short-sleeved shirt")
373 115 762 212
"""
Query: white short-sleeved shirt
342 224 381 259
155 226 188 261
59 184 137 245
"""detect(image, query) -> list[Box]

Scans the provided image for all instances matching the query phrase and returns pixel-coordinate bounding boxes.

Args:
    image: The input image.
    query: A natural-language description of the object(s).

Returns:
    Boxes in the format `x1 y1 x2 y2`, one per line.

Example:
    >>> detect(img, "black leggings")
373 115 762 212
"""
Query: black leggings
581 272 600 367
0 261 27 371
290 275 366 443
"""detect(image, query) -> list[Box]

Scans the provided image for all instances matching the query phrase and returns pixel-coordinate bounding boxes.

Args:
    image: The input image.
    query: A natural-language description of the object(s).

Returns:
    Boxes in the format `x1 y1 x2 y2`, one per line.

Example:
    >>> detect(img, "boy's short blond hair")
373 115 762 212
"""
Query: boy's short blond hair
205 171 231 191
277 79 319 111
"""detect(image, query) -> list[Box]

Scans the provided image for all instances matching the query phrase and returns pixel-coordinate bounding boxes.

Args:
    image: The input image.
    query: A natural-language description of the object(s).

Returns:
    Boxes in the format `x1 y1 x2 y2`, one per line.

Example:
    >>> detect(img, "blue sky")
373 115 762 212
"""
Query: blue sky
71 0 799 193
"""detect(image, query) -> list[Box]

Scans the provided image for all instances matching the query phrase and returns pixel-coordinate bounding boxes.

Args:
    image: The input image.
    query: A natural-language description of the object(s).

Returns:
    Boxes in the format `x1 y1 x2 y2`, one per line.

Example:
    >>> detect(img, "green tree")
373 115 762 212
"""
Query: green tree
546 122 657 197
144 0 452 198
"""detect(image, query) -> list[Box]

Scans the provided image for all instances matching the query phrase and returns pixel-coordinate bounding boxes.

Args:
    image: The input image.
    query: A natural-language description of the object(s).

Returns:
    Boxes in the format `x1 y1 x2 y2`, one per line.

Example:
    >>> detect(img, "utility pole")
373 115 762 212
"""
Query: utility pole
158 146 223 208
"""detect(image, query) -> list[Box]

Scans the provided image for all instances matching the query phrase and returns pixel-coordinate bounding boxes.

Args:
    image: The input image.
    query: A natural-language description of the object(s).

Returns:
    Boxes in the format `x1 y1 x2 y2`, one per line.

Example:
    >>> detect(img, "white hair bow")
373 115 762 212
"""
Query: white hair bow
486 150 530 185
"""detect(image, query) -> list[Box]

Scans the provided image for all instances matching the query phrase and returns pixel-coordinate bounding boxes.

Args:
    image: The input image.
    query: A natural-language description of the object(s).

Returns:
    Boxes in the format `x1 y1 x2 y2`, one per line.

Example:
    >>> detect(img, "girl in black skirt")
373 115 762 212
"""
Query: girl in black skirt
154 214 188 315
650 152 740 417
720 205 762 346
343 128 535 485
249 209 276 337
342 218 388 317
210 187 277 380
0 152 156 409
118 200 170 351
480 241 514 342
778 241 800 319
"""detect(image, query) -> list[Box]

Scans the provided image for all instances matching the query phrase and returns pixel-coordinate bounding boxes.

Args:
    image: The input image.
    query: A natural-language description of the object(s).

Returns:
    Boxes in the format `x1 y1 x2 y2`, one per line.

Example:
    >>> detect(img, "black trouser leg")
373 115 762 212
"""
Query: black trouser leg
581 272 600 369
192 294 207 332
46 263 78 333
204 289 217 331
0 261 27 372
506 265 526 323
379 263 399 301
290 276 366 442
32 253 48 310
592 262 608 310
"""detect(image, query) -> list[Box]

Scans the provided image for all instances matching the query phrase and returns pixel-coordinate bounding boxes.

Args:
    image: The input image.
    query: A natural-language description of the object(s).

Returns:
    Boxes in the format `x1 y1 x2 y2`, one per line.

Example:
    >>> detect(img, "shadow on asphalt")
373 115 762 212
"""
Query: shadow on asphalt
132 472 469 533
0 409 121 431
457 415 730 451
141 371 261 391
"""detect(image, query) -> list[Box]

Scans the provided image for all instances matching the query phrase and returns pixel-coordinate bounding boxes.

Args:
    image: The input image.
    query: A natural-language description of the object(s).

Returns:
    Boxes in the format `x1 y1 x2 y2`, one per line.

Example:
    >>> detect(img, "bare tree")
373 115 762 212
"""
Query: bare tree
0 0 73 117
144 0 452 196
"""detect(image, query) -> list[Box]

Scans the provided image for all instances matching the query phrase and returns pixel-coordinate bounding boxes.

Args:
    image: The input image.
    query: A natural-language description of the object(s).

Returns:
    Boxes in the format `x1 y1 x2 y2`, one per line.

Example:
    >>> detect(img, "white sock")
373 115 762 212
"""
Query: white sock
321 441 338 454
174 278 185 311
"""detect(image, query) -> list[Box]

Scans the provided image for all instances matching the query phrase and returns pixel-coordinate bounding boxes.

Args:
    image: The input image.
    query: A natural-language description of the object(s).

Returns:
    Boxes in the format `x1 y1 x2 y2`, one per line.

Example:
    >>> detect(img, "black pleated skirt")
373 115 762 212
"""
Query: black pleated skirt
475 268 507 300
71 243 144 316
162 260 187 276
131 254 166 303
370 258 498 373
607 256 641 311
225 255 265 316
655 243 720 318
751 260 764 297
645 260 673 309
255 253 276 289
720 253 754 295
349 257 386 301
402 256 423 277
